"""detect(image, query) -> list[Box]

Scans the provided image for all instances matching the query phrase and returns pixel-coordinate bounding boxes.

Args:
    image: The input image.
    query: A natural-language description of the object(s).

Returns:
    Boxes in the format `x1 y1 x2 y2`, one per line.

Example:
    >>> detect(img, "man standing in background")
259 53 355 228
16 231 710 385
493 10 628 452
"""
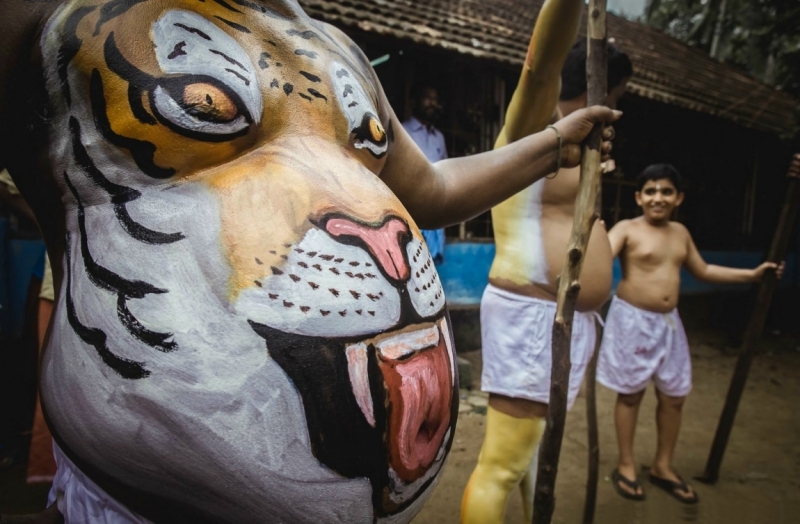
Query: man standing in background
403 85 448 263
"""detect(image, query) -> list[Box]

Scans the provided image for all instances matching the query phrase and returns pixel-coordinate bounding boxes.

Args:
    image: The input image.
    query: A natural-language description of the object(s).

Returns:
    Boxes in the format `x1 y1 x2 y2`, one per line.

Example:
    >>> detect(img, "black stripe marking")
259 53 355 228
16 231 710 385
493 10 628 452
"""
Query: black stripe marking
295 49 318 59
174 23 212 41
128 85 157 125
225 68 251 86
299 71 321 83
91 64 175 179
70 117 138 199
58 5 96 107
215 16 251 33
64 172 167 299
93 0 148 36
287 29 319 40
117 295 177 352
227 0 292 19
307 88 327 102
114 205 186 245
70 117 183 244
167 41 188 59
211 0 243 14
211 49 247 71
65 233 150 379
299 93 312 101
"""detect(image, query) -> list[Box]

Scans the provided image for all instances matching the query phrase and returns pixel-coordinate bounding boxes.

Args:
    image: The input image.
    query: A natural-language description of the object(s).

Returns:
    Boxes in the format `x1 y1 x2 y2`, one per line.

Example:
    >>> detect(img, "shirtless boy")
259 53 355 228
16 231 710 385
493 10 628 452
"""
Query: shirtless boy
599 163 784 504
461 1 632 522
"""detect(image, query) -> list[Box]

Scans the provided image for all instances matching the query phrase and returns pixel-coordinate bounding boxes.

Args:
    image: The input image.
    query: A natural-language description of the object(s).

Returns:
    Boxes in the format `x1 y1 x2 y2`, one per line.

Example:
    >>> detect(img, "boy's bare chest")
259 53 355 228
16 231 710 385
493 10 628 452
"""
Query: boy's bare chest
627 227 686 268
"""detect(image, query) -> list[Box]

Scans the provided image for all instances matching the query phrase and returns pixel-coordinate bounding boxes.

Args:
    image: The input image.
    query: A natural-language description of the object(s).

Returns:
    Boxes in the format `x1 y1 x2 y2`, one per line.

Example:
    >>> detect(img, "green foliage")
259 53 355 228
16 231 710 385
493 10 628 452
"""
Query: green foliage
645 0 800 99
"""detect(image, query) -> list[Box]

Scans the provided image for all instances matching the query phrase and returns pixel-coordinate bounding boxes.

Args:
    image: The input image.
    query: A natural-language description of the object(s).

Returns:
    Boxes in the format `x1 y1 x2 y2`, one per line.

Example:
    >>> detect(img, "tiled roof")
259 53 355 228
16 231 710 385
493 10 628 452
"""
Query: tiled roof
299 0 798 136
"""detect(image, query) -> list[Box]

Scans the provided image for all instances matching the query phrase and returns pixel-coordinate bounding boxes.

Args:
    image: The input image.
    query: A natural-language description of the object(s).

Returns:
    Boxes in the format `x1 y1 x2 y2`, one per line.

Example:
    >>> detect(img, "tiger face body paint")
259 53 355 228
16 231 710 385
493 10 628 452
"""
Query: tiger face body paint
39 1 456 522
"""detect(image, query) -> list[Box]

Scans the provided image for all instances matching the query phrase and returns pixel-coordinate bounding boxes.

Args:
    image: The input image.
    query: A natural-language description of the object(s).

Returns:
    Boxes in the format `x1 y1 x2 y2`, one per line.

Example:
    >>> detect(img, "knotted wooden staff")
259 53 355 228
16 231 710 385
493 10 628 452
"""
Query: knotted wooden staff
696 153 800 485
532 1 608 522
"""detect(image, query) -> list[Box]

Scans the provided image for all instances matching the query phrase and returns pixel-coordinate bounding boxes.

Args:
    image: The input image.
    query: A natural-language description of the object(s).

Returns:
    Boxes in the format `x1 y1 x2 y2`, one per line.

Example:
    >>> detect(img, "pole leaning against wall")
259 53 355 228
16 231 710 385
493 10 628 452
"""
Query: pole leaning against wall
696 153 800 485
532 1 608 522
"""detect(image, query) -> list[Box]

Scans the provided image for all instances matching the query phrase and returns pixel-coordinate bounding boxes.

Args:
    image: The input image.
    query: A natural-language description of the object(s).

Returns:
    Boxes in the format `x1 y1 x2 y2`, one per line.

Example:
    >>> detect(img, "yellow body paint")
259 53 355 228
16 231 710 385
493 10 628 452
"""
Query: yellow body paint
461 406 546 524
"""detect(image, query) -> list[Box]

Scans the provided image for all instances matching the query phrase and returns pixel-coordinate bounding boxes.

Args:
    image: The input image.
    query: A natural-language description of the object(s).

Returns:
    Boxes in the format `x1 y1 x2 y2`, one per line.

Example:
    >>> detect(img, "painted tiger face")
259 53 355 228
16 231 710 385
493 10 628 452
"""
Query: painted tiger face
39 1 456 522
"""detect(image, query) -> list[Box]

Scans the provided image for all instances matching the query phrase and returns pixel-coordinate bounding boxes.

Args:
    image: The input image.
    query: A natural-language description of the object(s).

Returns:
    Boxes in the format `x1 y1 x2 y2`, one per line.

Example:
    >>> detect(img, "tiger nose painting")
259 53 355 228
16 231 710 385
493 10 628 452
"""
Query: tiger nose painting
39 0 457 521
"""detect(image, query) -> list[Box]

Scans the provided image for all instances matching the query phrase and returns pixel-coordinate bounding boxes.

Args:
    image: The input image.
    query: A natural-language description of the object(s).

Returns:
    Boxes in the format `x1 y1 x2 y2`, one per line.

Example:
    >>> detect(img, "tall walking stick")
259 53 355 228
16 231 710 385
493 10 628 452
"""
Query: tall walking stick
532 1 608 522
696 153 800 484
582 317 603 524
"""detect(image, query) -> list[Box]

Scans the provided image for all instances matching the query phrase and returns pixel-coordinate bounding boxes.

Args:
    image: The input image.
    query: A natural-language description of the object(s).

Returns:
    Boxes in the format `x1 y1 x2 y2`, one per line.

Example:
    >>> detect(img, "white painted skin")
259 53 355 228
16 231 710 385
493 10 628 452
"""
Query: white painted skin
38 4 453 523
330 60 388 157
346 343 375 427
523 180 550 284
152 9 263 131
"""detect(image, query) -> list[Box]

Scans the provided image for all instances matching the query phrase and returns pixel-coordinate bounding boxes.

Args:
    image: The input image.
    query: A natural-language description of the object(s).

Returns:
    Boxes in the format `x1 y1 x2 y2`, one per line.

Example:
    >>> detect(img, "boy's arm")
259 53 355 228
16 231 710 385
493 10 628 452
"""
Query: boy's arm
683 228 782 284
606 219 629 258
497 0 585 148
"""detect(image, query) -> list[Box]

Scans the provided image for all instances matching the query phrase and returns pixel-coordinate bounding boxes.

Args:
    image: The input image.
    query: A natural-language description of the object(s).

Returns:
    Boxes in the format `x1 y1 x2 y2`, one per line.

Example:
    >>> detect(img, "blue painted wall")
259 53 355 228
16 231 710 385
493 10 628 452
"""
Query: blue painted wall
437 241 798 306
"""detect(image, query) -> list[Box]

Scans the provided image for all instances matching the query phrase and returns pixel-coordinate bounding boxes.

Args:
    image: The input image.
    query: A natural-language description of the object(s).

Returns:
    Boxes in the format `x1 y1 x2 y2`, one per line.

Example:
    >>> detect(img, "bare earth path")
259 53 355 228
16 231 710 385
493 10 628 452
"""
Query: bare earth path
413 331 800 524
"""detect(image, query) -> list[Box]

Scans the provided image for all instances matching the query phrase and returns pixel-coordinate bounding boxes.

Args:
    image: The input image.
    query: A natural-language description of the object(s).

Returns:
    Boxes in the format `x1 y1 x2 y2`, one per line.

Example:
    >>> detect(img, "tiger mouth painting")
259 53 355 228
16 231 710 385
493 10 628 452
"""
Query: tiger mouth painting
38 0 458 522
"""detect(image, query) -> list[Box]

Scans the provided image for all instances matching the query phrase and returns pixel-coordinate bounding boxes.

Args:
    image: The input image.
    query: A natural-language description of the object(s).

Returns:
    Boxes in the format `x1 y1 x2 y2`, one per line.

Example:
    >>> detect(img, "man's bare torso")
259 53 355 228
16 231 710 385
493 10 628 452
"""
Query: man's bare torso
489 163 613 312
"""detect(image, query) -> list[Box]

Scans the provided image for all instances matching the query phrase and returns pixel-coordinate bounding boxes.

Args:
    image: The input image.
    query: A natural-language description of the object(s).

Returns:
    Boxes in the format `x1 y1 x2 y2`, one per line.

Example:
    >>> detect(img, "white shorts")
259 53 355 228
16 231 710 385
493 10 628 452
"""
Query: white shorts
480 285 597 410
597 296 692 397
48 443 151 524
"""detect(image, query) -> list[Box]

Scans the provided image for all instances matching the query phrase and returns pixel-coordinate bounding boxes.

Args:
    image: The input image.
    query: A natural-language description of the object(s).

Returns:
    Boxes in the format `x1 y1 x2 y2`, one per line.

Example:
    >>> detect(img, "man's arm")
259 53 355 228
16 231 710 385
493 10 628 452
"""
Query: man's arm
498 0 584 147
0 1 58 169
607 219 629 258
381 103 618 228
683 227 782 283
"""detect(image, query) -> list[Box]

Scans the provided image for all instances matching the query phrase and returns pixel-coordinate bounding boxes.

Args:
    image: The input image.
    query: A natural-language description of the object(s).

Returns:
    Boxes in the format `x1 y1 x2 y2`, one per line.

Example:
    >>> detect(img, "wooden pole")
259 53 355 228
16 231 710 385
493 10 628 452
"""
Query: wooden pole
532 2 608 522
696 154 800 484
582 317 603 524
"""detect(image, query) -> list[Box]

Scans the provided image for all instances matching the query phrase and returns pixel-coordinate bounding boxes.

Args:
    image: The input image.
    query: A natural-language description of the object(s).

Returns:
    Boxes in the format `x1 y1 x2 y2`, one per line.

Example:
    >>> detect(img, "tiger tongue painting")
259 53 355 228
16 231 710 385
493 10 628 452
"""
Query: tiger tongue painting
38 0 457 521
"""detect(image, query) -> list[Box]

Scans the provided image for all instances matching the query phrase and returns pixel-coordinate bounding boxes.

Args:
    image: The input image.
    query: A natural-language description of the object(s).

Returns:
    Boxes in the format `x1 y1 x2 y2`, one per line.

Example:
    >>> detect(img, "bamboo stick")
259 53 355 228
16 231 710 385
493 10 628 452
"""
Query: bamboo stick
532 1 608 522
696 154 800 484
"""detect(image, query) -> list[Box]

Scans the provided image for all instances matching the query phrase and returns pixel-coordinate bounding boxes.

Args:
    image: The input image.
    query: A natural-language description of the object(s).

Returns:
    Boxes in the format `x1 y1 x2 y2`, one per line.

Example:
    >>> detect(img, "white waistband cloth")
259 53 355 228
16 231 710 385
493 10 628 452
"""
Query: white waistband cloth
597 295 692 397
480 284 598 410
48 442 151 524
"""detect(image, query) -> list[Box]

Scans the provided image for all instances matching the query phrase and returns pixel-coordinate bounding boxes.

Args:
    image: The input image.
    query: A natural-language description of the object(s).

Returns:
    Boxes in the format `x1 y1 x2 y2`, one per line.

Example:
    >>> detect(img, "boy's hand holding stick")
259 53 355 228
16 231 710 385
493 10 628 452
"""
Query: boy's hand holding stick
532 1 609 522
697 153 800 484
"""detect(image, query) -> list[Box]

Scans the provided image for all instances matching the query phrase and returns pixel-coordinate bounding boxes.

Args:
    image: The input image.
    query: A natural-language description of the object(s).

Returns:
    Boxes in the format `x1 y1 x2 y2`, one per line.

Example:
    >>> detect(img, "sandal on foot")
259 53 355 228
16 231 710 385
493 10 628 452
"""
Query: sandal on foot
611 469 646 501
648 473 699 504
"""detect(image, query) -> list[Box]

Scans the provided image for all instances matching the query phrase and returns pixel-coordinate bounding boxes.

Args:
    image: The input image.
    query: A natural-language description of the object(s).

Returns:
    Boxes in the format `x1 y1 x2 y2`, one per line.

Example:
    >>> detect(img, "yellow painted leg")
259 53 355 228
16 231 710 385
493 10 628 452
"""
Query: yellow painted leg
461 407 546 524
519 440 541 523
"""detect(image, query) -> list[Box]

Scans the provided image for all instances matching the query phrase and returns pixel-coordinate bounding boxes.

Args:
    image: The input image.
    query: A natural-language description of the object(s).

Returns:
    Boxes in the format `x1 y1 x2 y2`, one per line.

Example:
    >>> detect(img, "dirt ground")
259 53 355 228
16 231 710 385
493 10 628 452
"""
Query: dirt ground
414 330 800 524
1 330 798 523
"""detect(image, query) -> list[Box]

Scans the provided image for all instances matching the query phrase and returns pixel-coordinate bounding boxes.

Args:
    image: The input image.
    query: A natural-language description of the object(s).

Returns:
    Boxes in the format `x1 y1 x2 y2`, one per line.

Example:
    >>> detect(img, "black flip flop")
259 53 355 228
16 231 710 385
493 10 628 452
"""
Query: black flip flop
648 473 699 504
611 468 646 501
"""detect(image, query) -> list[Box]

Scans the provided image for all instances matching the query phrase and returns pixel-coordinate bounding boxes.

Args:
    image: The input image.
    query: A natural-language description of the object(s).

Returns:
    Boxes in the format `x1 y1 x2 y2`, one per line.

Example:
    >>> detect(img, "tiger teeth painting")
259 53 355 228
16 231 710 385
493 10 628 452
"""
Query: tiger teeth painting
39 0 457 521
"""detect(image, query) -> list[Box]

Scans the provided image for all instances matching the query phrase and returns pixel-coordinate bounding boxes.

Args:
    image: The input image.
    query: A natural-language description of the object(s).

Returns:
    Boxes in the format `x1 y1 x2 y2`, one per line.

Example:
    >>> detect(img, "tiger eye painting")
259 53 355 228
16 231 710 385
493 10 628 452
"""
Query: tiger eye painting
38 0 457 521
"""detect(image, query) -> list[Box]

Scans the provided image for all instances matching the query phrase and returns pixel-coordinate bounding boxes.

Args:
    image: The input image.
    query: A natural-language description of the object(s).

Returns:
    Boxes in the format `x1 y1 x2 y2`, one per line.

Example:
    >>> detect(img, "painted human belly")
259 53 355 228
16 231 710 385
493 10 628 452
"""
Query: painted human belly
39 1 458 522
